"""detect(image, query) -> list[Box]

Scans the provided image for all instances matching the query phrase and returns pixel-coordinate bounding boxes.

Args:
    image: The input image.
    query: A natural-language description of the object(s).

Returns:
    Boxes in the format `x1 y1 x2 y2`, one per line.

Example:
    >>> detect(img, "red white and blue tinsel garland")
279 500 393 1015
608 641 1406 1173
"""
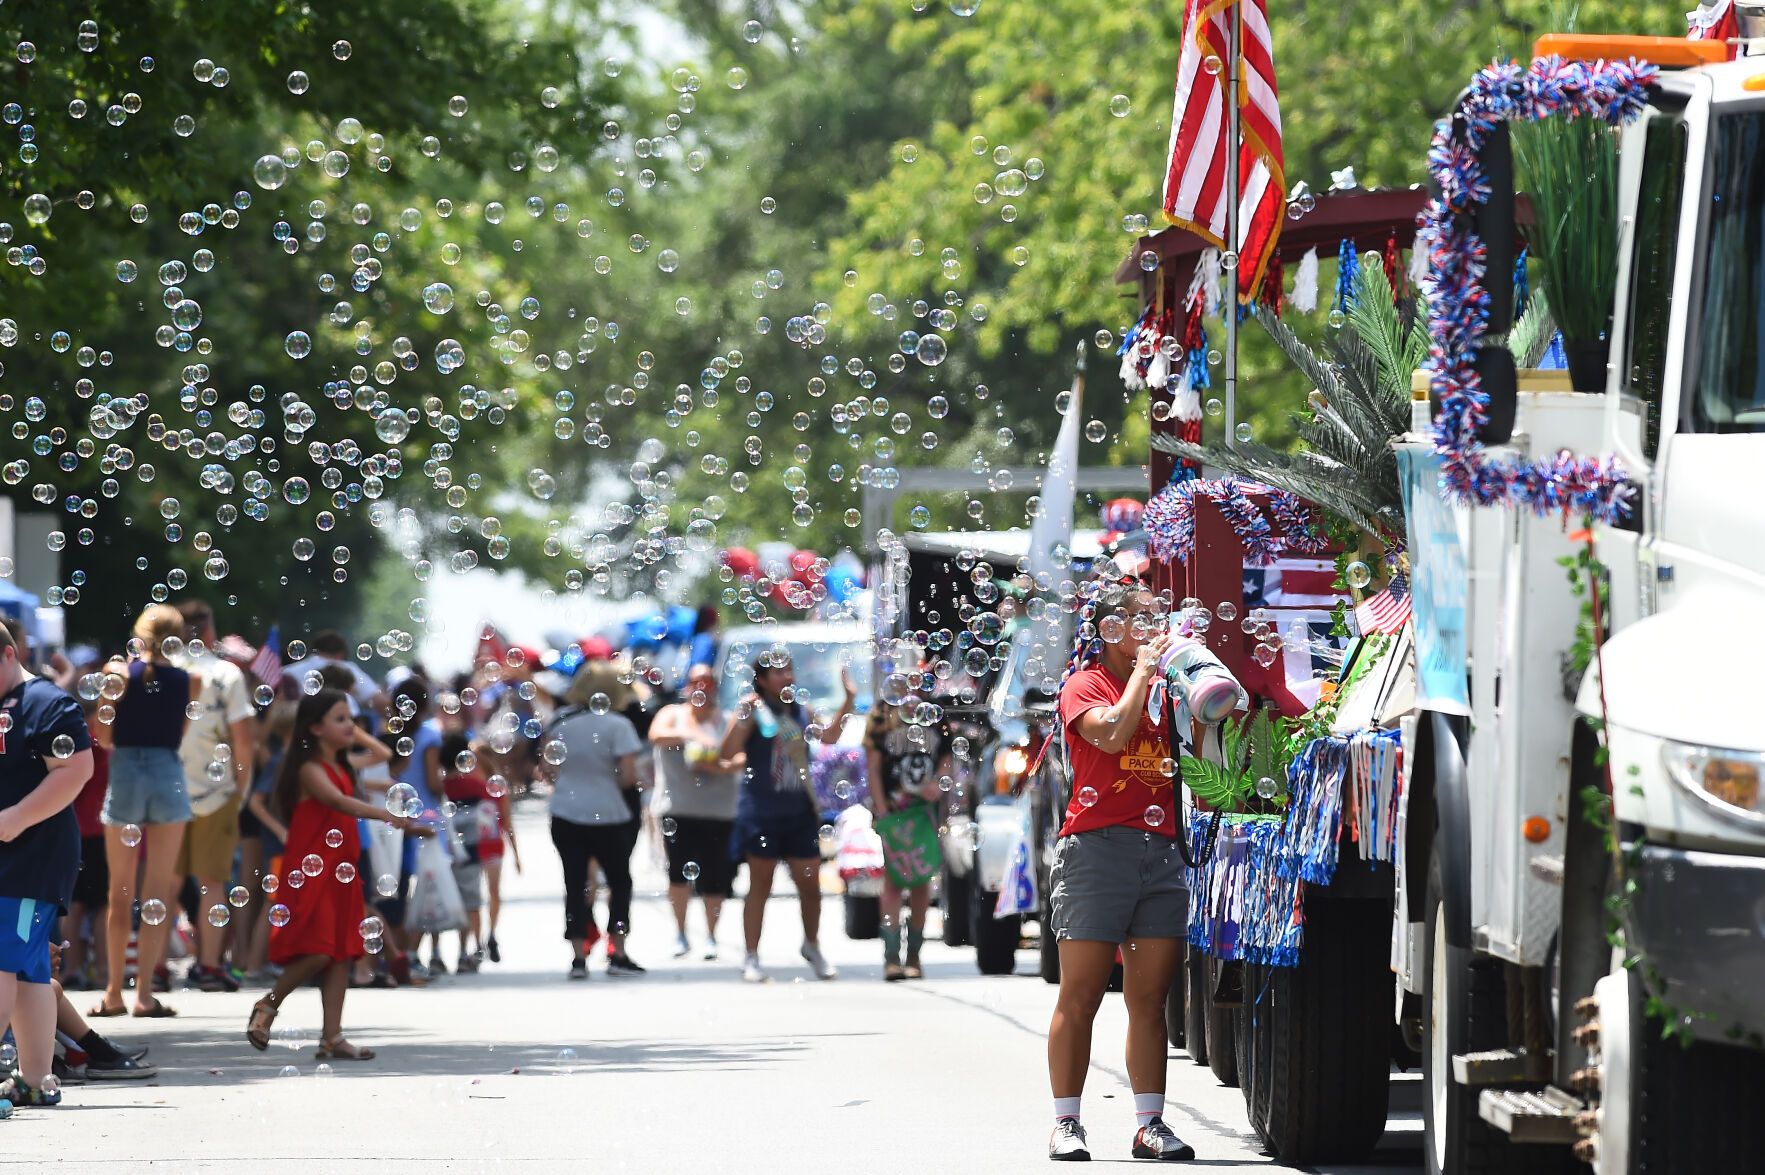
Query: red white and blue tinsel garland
1144 476 1329 566
1417 55 1654 523
1186 728 1406 966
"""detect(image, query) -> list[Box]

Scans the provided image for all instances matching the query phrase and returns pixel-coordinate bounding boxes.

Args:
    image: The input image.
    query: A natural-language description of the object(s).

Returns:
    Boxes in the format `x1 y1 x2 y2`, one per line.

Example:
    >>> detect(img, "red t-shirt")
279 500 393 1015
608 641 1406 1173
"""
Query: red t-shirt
73 741 110 838
1057 665 1176 838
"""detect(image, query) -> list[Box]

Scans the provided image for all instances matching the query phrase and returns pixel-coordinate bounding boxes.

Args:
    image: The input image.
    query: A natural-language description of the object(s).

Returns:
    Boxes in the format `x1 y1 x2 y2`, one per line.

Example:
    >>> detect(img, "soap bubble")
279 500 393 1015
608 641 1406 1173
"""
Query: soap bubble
385 782 421 818
1346 561 1372 589
334 861 357 884
51 734 76 758
253 155 288 189
1143 805 1166 827
207 904 230 928
301 853 325 877
1255 775 1280 800
1109 94 1131 117
325 828 345 848
682 861 700 881
268 903 292 927
1217 601 1238 622
1076 786 1099 808
140 898 168 926
422 283 454 313
284 331 311 358
121 824 143 848
229 885 250 907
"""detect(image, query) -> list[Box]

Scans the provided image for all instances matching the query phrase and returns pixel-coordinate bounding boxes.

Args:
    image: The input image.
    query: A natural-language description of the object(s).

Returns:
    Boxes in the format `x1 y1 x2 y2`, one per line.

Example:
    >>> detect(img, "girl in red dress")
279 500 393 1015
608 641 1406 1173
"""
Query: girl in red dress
245 688 429 1061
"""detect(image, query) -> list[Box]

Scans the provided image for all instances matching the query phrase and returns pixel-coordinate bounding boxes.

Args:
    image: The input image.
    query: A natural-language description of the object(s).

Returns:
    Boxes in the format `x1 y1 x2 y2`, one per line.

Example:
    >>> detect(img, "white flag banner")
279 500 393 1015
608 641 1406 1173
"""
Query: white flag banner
1028 370 1083 590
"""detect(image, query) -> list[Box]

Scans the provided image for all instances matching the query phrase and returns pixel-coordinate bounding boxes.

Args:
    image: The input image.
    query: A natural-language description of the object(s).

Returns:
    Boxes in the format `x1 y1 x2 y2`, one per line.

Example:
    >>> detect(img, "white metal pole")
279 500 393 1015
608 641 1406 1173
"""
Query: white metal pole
1223 0 1242 450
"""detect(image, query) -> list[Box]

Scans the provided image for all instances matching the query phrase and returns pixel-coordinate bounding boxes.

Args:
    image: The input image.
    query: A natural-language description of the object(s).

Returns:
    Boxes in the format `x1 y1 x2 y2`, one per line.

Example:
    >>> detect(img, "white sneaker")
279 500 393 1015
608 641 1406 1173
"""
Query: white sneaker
672 934 691 959
800 940 838 980
703 937 720 961
741 953 768 983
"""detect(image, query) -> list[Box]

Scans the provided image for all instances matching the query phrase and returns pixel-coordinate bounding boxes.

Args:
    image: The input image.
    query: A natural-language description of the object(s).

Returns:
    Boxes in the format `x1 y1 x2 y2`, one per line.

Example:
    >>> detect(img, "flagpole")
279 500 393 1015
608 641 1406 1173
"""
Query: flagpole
1223 0 1242 450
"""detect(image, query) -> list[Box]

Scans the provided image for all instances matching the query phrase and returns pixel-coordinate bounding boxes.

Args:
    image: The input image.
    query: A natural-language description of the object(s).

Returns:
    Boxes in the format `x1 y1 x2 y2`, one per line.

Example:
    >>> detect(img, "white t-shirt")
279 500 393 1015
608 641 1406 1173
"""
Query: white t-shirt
175 653 256 817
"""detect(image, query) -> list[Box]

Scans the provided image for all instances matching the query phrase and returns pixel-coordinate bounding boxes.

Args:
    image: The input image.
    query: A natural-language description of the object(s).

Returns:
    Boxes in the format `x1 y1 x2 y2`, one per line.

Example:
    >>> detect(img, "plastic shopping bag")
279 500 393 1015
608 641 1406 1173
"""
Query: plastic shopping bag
873 803 943 890
365 817 404 889
404 832 467 935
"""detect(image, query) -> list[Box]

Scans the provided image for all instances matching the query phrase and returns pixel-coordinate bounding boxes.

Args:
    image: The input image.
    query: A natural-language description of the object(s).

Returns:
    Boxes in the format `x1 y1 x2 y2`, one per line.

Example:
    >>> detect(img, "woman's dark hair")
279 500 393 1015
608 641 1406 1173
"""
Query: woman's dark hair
440 730 471 772
392 678 430 722
272 687 353 822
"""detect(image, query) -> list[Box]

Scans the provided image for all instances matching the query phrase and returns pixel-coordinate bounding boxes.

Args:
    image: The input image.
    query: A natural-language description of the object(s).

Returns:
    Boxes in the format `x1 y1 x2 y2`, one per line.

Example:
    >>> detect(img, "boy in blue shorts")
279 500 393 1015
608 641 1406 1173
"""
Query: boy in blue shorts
0 623 95 1110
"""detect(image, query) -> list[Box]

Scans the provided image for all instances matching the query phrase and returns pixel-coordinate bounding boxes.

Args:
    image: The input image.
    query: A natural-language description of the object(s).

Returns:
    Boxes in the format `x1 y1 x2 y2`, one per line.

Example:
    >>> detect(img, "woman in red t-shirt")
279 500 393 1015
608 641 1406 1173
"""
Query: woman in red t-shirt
1045 580 1196 1162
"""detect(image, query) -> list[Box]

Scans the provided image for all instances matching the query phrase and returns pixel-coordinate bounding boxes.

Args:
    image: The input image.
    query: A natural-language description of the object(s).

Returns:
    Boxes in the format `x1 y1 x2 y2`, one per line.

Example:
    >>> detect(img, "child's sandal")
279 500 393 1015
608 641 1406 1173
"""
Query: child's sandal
245 999 277 1051
315 1033 375 1061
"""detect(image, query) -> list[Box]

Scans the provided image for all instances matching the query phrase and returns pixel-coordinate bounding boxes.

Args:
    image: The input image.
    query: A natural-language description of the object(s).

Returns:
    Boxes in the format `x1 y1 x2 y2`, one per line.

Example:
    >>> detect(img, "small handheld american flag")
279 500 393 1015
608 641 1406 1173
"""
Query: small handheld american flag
249 625 284 691
1355 571 1411 636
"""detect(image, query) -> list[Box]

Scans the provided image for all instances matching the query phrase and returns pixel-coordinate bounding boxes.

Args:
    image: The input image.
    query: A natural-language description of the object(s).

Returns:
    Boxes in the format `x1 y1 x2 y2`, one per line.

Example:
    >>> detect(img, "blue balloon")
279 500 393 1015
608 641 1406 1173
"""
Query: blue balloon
824 566 860 603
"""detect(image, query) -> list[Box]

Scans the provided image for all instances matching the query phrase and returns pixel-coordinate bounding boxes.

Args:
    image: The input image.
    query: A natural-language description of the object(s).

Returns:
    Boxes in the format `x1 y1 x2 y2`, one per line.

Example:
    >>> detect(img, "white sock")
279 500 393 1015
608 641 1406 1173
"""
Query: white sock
1134 1092 1164 1126
1053 1096 1081 1123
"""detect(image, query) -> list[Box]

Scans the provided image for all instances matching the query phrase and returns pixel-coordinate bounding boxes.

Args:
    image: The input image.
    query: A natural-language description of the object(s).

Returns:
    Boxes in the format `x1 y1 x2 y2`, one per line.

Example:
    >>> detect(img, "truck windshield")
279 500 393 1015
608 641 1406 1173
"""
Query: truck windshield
1690 112 1765 433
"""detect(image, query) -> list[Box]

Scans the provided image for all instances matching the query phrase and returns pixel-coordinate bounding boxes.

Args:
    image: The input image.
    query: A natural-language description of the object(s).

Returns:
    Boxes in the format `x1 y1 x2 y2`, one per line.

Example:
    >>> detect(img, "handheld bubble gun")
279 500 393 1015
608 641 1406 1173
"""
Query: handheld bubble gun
1148 630 1245 727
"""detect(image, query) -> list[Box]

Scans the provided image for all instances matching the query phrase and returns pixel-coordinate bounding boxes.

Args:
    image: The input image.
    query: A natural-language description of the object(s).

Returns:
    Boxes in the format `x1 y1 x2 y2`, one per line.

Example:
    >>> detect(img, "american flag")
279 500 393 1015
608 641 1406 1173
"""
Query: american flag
1355 571 1412 636
249 625 284 691
1162 0 1285 299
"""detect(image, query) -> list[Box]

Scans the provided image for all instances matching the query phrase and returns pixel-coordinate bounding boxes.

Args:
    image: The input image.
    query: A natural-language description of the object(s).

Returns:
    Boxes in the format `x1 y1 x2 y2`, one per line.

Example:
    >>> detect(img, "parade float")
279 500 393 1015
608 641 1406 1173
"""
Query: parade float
1126 4 1765 1170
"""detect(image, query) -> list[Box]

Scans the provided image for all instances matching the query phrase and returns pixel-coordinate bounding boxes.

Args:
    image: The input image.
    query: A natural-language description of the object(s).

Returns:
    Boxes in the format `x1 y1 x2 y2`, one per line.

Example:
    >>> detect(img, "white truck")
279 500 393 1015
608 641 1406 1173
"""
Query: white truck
1207 33 1765 1175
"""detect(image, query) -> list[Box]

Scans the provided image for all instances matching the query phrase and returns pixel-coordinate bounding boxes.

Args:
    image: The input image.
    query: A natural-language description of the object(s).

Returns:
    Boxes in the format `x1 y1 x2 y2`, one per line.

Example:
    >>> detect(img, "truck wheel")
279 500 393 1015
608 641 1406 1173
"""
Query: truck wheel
1205 973 1239 1088
941 866 972 947
1238 963 1270 1131
1183 947 1209 1066
1422 846 1513 1175
842 892 880 940
1039 920 1060 984
1626 967 1765 1173
1250 897 1390 1162
1164 961 1186 1049
972 883 1019 975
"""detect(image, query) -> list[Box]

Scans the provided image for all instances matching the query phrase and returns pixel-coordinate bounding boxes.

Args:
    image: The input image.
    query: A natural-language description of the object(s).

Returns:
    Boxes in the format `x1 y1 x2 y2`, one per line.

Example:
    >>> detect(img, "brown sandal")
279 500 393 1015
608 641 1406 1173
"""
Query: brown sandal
246 999 277 1051
315 1033 375 1061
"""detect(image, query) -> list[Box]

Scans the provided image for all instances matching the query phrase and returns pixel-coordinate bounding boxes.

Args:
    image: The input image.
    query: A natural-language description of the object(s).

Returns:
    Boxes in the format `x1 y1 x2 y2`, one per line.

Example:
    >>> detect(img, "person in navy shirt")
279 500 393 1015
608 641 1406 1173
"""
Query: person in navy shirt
0 621 95 1108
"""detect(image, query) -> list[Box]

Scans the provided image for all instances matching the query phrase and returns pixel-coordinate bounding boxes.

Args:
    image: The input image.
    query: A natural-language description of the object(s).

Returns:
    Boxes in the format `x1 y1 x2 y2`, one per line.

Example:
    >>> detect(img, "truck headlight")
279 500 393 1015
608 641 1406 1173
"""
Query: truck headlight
994 744 1030 792
1661 742 1765 827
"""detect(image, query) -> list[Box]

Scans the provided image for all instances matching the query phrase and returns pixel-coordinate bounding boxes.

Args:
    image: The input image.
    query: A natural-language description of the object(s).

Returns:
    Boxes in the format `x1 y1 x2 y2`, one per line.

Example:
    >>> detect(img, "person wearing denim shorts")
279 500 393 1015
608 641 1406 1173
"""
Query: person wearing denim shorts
91 605 198 1019
1045 582 1207 1163
0 620 96 1108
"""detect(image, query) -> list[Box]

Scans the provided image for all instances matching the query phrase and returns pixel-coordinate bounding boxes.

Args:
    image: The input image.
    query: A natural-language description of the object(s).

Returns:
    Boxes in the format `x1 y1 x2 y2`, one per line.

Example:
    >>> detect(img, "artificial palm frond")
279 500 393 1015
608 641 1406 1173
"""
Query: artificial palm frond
1179 707 1296 812
1508 286 1557 369
1154 263 1416 541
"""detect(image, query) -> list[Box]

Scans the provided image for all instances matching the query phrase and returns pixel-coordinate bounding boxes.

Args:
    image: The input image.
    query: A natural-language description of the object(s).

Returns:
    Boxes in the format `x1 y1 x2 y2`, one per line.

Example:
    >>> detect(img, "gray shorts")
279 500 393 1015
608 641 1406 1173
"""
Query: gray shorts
452 858 484 912
1048 826 1189 943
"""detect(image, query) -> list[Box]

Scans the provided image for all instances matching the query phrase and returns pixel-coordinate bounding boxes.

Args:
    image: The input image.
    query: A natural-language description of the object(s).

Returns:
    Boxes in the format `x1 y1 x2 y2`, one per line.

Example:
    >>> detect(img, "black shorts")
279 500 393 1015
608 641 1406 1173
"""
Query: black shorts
661 816 737 896
730 813 822 862
71 835 109 909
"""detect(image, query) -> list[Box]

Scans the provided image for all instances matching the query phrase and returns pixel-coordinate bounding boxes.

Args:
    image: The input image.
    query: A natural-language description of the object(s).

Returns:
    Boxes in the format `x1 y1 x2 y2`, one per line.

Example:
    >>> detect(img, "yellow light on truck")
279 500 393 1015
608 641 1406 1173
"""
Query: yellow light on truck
1532 34 1727 69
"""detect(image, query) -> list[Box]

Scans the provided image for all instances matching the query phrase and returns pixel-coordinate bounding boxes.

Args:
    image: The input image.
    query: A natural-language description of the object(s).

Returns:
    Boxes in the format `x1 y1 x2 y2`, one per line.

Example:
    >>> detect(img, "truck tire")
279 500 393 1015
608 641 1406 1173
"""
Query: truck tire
1164 962 1186 1050
1421 847 1570 1175
1246 898 1391 1162
843 892 880 940
1237 964 1269 1128
1183 946 1209 1065
1628 967 1765 1173
941 866 972 947
972 883 1019 975
1039 920 1060 984
1205 978 1239 1088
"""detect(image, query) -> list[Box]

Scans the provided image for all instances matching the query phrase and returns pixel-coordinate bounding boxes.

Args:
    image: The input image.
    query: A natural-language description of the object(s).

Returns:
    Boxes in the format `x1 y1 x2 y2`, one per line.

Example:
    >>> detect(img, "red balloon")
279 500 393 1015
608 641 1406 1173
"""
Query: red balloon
721 547 759 579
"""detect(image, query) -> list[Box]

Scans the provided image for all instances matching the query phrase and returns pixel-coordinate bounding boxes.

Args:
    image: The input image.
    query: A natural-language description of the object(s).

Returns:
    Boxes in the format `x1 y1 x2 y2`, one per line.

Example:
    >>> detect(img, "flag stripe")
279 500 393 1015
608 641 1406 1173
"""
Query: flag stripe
1161 0 1285 299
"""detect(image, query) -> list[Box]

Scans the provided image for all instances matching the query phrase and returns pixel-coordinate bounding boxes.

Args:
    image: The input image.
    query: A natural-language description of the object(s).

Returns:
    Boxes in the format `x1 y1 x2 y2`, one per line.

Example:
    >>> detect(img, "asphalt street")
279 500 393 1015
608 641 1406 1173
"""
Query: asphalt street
6 800 1425 1173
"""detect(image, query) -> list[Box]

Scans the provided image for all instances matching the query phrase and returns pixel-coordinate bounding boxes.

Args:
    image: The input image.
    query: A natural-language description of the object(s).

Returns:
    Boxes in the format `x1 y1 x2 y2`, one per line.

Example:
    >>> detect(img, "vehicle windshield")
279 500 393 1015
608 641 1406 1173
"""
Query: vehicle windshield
717 633 875 715
1690 111 1765 433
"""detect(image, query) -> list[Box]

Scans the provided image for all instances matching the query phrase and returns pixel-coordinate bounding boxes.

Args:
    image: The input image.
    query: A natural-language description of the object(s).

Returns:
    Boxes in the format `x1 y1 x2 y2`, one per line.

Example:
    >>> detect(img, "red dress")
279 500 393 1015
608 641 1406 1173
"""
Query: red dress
269 763 367 965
